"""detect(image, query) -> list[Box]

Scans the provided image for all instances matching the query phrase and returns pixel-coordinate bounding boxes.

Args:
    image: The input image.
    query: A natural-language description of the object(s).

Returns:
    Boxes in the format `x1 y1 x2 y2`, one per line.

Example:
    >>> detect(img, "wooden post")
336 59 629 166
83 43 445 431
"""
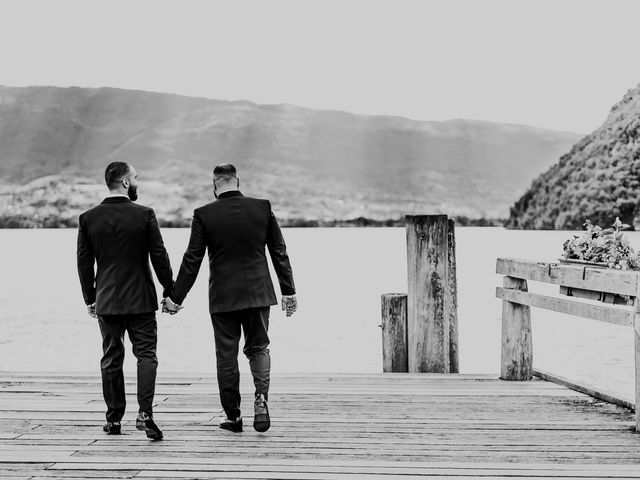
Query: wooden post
633 275 640 432
447 218 459 373
500 276 533 380
380 294 408 373
406 215 450 373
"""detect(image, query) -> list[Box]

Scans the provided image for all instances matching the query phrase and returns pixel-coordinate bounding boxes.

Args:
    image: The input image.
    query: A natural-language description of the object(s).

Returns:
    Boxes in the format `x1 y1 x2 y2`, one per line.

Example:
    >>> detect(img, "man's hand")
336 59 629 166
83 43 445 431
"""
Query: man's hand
87 303 97 318
281 295 297 317
162 297 182 315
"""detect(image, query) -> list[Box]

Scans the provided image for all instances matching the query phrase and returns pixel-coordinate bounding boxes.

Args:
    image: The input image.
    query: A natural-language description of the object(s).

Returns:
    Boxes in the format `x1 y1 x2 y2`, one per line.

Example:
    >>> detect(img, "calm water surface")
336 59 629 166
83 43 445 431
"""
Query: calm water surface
0 227 635 402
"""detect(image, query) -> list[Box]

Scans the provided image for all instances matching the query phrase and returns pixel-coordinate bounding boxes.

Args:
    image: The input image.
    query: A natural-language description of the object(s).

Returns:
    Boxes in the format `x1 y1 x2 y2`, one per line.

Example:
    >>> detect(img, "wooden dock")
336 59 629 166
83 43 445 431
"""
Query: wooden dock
2 372 640 479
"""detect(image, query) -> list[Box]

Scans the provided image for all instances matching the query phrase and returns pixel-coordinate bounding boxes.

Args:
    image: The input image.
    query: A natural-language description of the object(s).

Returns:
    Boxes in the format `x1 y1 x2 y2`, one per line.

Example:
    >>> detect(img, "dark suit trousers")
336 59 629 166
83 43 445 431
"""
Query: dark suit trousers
98 313 158 422
211 307 270 420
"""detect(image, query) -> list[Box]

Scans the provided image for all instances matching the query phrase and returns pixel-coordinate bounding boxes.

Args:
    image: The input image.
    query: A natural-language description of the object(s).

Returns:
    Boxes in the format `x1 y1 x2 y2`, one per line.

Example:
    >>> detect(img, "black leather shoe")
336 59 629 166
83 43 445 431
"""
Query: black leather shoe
103 421 121 435
219 416 243 433
253 394 270 432
136 412 163 440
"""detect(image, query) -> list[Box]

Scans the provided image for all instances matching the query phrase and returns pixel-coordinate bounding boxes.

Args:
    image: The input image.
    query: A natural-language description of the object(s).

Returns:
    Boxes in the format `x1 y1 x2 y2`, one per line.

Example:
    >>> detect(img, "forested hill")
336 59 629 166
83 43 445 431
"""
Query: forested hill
508 83 640 229
0 86 581 227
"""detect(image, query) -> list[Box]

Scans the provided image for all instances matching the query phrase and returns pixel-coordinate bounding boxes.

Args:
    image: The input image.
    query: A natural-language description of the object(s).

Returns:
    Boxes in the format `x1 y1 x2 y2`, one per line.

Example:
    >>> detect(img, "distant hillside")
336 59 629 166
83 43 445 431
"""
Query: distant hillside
0 86 581 226
508 83 640 229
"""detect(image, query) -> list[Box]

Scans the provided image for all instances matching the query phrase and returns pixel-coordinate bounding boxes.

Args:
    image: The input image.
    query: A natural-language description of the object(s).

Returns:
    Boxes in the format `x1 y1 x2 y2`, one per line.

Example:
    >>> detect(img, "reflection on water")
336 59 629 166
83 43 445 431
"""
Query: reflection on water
0 227 635 402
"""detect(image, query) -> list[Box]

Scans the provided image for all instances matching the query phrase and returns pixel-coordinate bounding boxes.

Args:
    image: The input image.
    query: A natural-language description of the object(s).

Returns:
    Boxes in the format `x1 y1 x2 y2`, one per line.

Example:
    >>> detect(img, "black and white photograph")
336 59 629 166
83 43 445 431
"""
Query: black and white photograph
2 0 640 477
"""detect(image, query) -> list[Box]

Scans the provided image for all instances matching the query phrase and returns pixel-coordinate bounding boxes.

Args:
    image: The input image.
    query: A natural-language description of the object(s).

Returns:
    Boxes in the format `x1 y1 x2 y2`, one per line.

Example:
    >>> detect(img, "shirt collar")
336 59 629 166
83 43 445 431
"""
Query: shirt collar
217 190 243 199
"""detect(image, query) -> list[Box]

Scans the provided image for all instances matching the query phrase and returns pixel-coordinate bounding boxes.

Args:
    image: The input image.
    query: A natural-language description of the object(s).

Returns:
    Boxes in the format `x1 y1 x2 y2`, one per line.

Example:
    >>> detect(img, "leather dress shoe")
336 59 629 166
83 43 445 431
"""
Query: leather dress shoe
136 412 163 440
219 416 243 433
103 421 121 435
253 394 270 432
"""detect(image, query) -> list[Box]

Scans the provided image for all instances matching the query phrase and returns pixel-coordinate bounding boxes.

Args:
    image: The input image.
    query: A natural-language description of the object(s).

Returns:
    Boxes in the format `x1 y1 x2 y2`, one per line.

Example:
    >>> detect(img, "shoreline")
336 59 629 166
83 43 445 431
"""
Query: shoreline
0 215 506 229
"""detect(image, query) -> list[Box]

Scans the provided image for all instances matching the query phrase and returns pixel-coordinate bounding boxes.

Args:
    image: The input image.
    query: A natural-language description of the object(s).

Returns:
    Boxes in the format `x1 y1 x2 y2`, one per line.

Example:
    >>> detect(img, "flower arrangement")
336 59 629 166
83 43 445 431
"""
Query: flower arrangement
562 217 640 271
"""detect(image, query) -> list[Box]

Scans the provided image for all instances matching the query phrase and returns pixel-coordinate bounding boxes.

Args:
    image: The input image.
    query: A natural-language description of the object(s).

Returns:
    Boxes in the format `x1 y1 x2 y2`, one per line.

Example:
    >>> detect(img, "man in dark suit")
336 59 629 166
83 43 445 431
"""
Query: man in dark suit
165 164 296 433
77 161 173 440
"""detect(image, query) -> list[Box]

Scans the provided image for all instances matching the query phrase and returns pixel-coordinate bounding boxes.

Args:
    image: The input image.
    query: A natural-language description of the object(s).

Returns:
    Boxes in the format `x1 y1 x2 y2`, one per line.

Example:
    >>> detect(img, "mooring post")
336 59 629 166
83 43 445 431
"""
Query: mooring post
447 218 459 373
380 293 408 373
500 276 533 380
406 214 453 373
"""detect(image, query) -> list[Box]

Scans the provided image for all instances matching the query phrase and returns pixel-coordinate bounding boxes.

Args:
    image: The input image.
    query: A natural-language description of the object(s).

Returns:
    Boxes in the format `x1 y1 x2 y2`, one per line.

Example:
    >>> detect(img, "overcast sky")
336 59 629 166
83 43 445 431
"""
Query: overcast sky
1 0 639 133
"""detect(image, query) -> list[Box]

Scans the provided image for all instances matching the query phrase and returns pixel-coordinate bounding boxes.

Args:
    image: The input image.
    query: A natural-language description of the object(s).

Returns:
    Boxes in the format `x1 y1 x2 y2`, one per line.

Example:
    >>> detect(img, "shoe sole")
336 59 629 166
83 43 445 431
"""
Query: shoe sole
136 421 163 440
253 409 270 432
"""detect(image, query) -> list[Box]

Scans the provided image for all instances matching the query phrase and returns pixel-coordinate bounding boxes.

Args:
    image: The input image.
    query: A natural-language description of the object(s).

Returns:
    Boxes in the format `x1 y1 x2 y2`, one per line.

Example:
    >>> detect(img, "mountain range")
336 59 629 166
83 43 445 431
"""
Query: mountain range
0 86 582 227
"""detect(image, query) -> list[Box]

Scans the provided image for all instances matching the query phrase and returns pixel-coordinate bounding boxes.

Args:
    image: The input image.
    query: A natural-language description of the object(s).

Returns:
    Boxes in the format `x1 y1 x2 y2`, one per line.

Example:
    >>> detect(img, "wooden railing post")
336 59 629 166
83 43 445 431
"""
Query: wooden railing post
500 276 533 380
380 294 408 373
634 275 640 432
406 214 450 373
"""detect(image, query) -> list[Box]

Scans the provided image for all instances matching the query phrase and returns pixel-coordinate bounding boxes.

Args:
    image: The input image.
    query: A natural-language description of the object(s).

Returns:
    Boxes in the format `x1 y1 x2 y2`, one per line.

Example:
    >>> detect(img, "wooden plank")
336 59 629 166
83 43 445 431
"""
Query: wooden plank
534 369 634 410
45 459 640 472
11 417 626 429
67 448 640 460
0 452 77 463
80 469 640 480
10 430 639 444
9 440 640 452
129 474 640 480
0 462 53 472
496 257 639 296
495 287 633 326
27 474 138 479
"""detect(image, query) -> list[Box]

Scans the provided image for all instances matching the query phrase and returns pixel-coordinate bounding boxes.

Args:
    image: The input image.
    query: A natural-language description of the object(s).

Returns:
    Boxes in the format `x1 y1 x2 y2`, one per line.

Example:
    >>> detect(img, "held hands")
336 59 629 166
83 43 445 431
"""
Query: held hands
87 303 97 318
281 295 297 317
162 297 183 315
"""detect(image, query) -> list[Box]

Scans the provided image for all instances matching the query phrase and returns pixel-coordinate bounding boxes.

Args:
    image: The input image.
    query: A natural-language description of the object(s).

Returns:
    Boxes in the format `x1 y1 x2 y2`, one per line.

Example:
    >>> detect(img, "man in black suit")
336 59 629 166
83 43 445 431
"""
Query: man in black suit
165 164 296 433
77 162 173 440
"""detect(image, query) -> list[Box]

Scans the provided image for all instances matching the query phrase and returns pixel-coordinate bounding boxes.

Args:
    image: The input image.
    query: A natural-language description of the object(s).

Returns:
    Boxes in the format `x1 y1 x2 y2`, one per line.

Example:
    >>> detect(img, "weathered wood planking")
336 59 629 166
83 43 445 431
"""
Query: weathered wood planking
1 373 640 478
496 258 639 296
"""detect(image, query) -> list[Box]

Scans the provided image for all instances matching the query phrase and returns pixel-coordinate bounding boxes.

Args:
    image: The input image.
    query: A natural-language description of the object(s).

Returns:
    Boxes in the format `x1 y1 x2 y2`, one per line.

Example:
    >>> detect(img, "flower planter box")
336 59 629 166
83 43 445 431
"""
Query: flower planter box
558 259 630 305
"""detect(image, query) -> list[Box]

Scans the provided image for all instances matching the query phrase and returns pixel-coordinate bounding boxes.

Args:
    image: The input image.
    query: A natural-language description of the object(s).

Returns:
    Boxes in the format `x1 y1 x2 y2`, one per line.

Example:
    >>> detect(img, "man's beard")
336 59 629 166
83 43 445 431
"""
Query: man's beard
127 185 138 201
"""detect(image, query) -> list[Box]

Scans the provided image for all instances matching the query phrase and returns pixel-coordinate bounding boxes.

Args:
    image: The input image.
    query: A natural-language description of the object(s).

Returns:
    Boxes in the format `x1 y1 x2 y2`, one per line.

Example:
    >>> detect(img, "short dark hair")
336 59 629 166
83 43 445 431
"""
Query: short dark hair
105 162 131 189
213 163 237 182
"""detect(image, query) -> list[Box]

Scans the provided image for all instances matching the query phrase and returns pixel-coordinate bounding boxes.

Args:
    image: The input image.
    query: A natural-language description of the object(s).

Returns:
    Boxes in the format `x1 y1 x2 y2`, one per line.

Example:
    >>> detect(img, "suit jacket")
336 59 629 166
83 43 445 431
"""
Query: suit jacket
77 197 173 315
171 191 295 313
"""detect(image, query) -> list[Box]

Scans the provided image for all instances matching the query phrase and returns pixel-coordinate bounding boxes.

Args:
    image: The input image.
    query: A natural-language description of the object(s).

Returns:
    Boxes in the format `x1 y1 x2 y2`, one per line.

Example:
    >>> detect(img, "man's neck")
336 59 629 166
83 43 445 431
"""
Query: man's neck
108 191 129 198
216 187 239 196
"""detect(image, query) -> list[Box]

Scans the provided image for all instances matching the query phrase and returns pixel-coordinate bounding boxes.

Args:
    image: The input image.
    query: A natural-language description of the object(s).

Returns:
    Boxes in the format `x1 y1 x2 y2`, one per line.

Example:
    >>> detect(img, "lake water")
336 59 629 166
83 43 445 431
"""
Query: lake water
0 227 635 402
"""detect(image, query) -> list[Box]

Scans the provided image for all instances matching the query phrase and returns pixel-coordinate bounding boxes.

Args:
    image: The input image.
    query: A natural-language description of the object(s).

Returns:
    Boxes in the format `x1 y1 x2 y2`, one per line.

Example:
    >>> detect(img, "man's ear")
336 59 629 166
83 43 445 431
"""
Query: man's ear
122 177 129 188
